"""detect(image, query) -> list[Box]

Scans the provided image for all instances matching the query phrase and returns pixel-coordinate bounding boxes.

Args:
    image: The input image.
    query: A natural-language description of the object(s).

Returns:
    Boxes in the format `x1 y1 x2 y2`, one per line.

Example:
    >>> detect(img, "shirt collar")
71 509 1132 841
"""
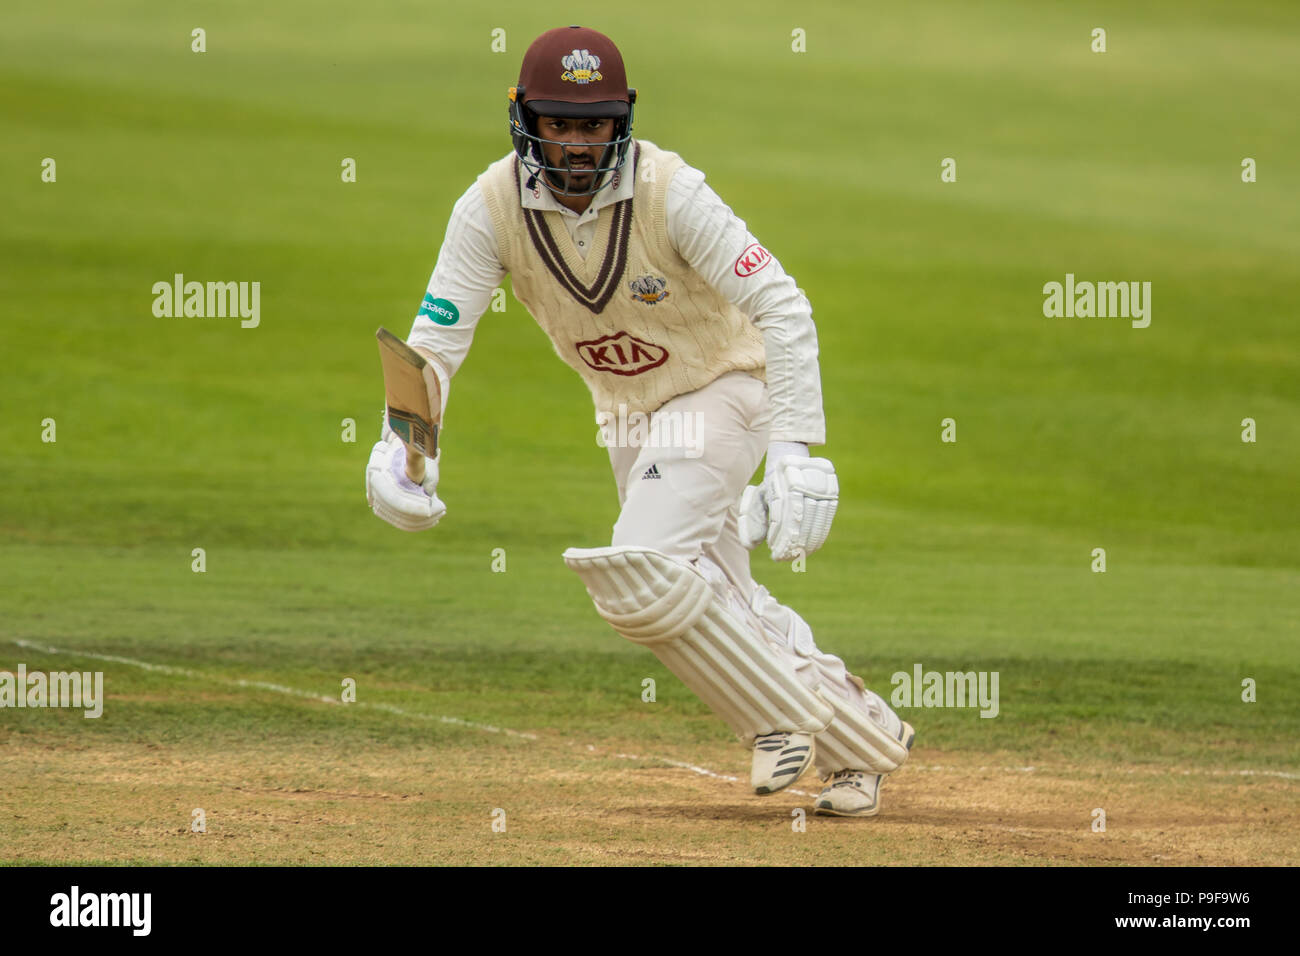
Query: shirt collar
518 148 635 219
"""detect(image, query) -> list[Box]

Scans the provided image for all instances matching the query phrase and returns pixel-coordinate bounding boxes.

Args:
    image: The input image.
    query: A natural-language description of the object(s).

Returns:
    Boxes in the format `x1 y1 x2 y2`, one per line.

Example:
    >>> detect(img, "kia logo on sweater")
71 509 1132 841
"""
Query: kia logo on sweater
576 331 669 376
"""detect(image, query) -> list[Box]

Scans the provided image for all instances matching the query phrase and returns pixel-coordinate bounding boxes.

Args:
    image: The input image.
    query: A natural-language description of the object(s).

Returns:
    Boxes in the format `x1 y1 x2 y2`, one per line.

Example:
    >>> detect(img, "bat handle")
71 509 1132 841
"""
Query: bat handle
404 445 427 485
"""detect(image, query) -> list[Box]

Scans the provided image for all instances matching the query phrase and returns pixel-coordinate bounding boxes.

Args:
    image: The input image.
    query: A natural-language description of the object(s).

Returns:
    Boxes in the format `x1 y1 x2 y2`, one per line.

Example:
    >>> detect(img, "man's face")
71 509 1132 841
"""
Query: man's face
535 115 617 192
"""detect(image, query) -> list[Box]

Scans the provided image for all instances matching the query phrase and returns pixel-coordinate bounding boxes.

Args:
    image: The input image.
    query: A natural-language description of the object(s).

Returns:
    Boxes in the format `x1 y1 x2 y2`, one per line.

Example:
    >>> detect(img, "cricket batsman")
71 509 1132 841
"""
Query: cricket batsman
365 25 914 816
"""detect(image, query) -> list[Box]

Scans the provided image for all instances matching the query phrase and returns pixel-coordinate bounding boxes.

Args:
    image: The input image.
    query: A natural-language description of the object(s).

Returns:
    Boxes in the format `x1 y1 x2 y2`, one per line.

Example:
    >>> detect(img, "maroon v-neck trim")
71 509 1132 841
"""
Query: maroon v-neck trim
514 143 639 315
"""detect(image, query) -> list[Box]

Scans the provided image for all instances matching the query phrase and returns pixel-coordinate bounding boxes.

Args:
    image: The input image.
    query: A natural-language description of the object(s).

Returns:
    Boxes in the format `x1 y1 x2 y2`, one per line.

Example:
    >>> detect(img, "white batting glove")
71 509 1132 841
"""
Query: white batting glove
737 444 838 561
365 434 446 532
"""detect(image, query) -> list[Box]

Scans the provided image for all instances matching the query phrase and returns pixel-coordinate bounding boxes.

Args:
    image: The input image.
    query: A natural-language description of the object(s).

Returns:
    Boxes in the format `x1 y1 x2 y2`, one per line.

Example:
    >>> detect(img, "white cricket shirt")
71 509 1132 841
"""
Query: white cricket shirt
408 145 827 445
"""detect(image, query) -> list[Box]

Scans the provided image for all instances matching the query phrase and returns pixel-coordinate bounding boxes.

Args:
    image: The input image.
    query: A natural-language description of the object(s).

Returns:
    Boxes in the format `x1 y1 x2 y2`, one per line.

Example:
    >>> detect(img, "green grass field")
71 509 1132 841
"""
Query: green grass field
2 0 1297 865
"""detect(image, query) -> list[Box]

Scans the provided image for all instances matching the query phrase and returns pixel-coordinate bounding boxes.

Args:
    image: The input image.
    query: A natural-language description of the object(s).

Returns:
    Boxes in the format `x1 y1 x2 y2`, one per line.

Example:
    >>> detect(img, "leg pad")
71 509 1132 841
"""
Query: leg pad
564 546 833 740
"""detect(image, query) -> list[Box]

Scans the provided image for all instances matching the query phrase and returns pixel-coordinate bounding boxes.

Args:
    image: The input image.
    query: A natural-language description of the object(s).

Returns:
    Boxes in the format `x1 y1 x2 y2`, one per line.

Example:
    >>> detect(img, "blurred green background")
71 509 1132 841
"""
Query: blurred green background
1 0 1297 772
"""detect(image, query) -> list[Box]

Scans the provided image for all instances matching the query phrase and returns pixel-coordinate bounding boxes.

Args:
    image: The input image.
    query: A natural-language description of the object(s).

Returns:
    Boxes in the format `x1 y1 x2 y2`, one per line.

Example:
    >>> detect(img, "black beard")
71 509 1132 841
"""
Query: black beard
543 165 605 194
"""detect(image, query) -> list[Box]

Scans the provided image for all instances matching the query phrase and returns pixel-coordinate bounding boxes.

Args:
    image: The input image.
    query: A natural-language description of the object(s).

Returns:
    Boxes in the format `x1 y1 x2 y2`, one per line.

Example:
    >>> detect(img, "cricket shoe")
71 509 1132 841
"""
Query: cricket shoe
751 732 815 794
813 721 915 817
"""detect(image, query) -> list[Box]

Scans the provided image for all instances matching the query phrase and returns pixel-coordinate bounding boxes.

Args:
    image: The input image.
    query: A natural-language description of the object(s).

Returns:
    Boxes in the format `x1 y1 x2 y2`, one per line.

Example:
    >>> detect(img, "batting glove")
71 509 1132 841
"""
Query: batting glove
365 433 446 532
738 444 838 561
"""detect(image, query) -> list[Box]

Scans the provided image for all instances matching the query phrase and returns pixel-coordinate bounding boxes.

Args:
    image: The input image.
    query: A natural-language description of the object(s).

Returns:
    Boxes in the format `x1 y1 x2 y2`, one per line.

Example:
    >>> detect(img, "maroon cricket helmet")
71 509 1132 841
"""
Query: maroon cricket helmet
508 25 637 196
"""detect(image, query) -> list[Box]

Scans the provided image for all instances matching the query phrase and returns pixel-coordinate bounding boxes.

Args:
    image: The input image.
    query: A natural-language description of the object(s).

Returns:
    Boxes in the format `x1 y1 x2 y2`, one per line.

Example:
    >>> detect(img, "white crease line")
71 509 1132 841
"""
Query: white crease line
612 752 817 797
912 764 1300 781
12 640 1298 783
913 765 1036 773
10 638 537 740
614 752 738 783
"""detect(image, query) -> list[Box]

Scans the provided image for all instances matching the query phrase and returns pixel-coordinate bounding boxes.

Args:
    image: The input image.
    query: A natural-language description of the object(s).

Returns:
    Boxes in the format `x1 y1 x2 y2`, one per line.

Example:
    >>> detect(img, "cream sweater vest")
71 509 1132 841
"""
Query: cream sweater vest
477 139 767 418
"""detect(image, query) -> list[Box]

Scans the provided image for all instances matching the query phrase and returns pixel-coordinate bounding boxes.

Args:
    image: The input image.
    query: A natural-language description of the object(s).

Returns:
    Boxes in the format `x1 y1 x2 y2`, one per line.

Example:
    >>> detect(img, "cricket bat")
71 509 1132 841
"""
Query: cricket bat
376 327 441 485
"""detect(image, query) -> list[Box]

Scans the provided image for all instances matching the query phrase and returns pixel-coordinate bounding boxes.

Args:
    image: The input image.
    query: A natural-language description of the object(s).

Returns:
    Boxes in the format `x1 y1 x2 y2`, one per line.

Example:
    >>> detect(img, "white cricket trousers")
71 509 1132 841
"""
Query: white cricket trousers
602 370 904 774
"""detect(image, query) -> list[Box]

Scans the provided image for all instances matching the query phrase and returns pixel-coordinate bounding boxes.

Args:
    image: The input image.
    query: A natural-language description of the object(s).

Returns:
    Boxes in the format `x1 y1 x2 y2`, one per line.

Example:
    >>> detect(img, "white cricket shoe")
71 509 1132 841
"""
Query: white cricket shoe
813 721 915 817
751 732 815 794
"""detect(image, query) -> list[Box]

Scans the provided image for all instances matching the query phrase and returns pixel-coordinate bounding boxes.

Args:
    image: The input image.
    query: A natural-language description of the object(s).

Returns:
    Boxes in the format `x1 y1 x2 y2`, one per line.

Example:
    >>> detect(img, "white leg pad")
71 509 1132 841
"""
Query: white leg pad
563 546 834 740
813 686 911 775
749 583 911 776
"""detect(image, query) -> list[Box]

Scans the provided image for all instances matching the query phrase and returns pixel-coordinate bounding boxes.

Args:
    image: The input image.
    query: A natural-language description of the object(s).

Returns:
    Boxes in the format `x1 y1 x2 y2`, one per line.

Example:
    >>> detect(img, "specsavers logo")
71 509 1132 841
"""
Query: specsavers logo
419 295 460 326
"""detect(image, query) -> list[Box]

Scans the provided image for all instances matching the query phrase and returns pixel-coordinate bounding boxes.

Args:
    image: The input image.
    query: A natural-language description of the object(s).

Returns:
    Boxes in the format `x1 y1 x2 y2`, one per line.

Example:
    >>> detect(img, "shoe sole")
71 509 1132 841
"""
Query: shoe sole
812 721 916 817
812 801 880 818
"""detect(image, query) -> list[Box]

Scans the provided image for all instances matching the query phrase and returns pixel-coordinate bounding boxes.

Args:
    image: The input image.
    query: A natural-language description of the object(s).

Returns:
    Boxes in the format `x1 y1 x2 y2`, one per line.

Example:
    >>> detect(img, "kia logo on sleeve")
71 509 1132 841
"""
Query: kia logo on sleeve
733 243 772 278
